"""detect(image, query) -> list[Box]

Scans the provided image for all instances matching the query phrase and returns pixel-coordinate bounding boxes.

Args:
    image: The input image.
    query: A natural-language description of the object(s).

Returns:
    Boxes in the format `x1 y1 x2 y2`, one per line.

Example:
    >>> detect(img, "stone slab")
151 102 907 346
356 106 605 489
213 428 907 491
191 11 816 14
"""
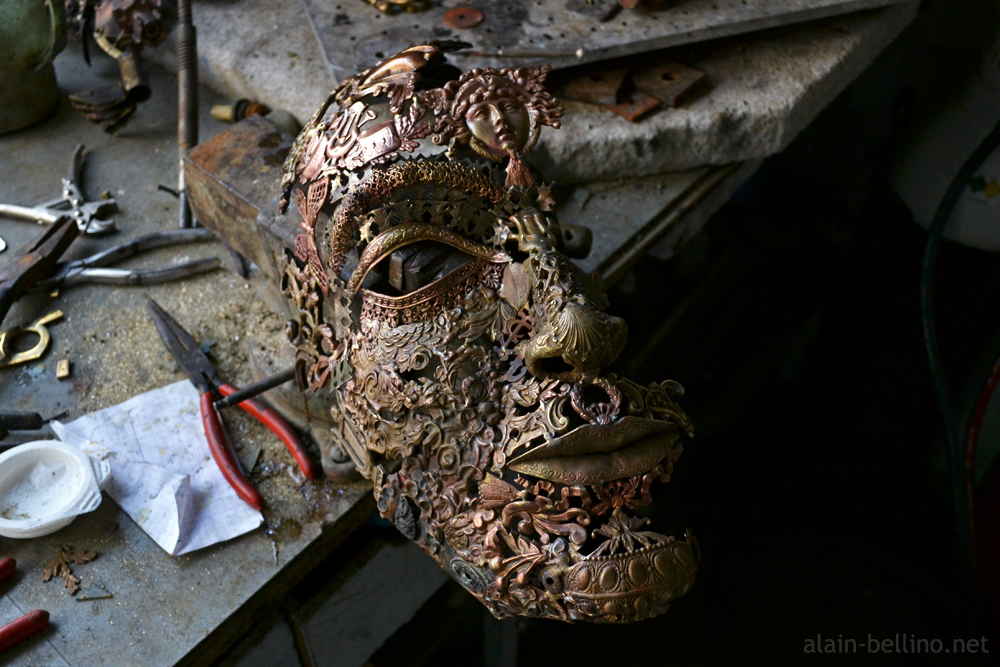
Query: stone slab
145 1 918 185
531 2 919 183
302 0 911 73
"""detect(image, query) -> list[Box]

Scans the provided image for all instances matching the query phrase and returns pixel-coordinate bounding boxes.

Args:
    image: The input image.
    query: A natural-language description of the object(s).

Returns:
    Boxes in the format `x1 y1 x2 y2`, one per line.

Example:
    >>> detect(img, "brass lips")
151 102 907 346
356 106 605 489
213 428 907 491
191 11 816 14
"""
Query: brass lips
508 416 680 486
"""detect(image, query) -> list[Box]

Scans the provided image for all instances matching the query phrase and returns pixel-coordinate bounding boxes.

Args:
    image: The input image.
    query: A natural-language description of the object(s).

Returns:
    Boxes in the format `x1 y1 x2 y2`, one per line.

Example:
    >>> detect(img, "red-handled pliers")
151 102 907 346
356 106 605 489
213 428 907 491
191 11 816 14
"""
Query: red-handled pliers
0 558 49 655
143 295 317 510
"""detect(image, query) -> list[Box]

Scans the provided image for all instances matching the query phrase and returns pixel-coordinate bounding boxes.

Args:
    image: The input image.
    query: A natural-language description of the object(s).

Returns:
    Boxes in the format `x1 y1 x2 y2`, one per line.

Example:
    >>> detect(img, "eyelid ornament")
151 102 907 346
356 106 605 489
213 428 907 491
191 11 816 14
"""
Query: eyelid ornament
348 222 510 294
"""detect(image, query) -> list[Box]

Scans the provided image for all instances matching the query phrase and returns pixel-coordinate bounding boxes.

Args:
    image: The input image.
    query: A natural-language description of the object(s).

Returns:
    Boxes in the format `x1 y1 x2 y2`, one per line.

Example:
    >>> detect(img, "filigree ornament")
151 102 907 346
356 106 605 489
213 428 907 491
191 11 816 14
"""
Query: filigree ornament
278 43 698 624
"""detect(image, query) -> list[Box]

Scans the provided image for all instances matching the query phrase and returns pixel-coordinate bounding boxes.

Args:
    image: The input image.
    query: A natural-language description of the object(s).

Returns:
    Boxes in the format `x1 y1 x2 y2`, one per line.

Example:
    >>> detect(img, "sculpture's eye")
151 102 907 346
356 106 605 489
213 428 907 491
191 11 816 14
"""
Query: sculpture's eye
361 240 475 297
346 222 511 321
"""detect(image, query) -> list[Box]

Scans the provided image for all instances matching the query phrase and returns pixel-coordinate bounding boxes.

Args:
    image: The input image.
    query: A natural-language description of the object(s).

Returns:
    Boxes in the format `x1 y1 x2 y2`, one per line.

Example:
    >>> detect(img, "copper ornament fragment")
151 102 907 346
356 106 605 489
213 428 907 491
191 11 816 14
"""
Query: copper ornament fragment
278 42 697 623
444 7 484 29
604 89 661 122
632 62 707 108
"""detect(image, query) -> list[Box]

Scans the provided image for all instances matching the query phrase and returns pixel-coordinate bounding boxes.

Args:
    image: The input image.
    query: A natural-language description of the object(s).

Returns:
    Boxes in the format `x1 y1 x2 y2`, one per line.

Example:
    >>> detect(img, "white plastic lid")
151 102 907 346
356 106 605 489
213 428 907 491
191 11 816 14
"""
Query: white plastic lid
0 441 110 539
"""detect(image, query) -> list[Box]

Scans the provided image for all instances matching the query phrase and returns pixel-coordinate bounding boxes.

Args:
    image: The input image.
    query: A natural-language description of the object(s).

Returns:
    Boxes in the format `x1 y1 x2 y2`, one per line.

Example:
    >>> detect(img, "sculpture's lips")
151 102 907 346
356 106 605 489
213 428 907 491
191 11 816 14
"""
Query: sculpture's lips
508 416 679 486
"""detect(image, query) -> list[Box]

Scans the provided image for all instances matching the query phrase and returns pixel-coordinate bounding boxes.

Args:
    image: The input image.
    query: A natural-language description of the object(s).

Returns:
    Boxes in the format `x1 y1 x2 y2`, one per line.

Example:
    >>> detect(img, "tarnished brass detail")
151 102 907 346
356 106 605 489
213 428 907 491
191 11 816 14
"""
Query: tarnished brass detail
278 44 697 623
0 310 64 367
362 0 430 15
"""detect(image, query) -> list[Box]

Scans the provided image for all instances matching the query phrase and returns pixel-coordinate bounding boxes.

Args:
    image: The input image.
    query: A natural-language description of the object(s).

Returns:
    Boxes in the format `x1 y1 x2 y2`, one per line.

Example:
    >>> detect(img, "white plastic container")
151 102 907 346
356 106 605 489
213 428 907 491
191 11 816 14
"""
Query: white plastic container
0 441 110 538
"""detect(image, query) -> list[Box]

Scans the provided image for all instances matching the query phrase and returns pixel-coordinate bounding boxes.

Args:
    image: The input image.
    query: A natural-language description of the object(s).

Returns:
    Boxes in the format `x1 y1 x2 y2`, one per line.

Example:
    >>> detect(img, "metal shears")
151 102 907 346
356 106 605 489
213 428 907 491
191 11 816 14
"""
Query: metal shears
143 296 318 510
0 145 116 236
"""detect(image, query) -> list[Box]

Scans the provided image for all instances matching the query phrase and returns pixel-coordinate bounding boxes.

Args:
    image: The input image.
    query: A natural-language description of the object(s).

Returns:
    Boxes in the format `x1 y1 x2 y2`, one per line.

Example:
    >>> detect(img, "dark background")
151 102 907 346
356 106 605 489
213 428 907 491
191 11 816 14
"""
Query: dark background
360 1 1000 665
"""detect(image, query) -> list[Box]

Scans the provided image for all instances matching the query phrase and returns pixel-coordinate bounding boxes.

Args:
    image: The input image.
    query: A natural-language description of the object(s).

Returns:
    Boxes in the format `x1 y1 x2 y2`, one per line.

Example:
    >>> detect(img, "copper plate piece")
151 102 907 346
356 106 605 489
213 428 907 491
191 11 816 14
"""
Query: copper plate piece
632 62 707 108
604 89 661 122
444 7 485 29
559 68 629 105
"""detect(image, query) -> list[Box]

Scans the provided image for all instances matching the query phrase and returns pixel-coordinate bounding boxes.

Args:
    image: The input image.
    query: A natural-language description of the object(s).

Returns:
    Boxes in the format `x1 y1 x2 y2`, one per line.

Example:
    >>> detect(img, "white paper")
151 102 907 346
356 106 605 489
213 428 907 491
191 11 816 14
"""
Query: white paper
51 380 263 555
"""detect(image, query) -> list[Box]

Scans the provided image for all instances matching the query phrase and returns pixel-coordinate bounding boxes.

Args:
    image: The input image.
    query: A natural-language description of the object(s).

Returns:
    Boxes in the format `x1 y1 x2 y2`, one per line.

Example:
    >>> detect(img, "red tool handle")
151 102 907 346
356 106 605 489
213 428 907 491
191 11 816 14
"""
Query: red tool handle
0 558 14 587
217 384 318 480
200 393 265 510
0 610 49 654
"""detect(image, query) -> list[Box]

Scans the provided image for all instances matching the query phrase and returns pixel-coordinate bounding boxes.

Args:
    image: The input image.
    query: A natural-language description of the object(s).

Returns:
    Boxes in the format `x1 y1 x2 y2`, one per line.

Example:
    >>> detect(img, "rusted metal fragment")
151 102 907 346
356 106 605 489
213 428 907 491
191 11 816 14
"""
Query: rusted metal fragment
604 89 661 122
184 115 294 277
632 62 707 108
444 7 484 29
558 68 629 105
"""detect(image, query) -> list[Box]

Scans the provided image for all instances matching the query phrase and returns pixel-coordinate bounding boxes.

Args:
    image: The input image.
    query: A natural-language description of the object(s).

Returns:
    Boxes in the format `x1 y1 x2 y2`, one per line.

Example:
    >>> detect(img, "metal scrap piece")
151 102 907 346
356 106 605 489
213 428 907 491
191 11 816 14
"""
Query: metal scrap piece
604 89 661 122
632 62 707 108
444 7 484 29
559 68 629 105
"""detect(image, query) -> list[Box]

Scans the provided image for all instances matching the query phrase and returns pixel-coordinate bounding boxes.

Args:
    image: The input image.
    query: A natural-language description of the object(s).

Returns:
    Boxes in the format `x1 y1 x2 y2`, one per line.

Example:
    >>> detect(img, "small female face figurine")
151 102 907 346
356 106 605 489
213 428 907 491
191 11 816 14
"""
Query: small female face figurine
462 78 532 158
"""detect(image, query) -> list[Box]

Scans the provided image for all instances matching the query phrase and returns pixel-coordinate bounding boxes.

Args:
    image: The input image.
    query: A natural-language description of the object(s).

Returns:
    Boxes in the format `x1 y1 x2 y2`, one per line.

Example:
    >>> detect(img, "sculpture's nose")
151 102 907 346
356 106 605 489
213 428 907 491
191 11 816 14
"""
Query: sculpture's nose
488 104 505 129
522 301 628 380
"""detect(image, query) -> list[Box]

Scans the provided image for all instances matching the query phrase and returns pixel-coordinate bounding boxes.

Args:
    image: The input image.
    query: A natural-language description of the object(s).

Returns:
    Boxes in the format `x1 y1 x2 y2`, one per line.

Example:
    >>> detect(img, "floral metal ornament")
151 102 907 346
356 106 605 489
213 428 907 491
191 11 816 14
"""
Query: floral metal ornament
278 43 697 623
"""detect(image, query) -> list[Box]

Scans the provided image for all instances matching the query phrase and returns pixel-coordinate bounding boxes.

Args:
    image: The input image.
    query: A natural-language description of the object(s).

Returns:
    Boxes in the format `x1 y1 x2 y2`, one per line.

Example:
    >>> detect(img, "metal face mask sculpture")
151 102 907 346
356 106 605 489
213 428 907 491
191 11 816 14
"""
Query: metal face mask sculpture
279 42 697 623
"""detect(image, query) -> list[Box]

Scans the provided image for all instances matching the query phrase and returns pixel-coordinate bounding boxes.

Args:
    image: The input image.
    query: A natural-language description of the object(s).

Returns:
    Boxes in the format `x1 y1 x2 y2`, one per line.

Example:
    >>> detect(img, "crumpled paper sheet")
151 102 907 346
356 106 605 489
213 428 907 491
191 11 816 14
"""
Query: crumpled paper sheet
52 380 263 555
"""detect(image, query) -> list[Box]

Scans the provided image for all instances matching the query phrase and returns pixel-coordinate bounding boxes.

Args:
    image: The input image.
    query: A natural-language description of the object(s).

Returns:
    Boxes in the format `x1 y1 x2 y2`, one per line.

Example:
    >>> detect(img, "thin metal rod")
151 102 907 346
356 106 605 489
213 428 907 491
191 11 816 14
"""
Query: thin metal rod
177 0 198 228
214 368 297 410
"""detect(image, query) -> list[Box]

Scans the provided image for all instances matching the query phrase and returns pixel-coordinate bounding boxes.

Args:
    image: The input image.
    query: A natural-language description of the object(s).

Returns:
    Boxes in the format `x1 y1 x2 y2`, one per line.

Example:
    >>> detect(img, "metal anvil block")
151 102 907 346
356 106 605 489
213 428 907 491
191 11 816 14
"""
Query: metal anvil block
184 114 297 279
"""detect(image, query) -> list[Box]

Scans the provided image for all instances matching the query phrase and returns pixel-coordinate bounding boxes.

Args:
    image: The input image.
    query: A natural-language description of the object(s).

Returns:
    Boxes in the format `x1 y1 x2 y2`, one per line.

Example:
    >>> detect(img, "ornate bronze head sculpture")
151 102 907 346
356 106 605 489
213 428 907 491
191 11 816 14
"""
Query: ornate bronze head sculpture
279 42 697 623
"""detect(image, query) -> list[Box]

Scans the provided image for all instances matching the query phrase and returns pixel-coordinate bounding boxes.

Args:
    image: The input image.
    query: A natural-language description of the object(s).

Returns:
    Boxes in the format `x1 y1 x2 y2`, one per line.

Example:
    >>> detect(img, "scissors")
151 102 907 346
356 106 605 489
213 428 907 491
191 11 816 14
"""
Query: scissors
0 145 116 235
143 295 318 510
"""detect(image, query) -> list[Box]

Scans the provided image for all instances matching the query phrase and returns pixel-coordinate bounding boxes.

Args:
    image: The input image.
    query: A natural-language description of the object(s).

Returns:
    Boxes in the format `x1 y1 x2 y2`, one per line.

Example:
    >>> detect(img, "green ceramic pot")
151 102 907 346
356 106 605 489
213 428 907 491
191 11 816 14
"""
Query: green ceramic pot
0 0 67 134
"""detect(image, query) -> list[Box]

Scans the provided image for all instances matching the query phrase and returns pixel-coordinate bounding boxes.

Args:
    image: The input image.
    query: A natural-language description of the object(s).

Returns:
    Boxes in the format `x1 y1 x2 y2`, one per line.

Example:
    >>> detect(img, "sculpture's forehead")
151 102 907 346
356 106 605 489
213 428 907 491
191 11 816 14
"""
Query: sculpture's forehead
459 75 526 102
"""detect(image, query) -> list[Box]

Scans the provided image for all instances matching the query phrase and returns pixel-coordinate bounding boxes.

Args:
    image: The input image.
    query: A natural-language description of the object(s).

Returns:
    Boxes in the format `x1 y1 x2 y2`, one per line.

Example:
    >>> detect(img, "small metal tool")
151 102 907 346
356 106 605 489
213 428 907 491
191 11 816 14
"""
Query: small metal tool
143 296 318 510
177 0 198 229
0 558 48 655
0 145 116 235
0 412 45 441
31 228 220 291
456 48 585 59
214 367 297 410
0 218 79 328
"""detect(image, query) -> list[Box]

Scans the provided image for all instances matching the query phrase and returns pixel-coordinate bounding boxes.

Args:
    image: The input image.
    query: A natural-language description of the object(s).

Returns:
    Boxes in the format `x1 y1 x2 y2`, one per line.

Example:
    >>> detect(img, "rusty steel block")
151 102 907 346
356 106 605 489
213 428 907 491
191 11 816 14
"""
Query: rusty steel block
183 115 294 277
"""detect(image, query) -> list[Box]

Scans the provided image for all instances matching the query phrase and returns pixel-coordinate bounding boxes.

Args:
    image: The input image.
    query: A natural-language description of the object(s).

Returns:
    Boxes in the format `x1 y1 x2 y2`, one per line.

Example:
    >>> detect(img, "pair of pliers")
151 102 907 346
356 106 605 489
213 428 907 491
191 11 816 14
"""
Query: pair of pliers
0 558 48 655
143 296 317 510
0 145 116 236
0 219 79 328
31 228 219 292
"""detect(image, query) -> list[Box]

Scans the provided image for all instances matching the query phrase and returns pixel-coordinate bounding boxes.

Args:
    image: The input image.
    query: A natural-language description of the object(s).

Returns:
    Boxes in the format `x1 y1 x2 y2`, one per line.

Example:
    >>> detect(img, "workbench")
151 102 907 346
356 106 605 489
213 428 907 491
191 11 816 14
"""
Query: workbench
0 3 917 664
